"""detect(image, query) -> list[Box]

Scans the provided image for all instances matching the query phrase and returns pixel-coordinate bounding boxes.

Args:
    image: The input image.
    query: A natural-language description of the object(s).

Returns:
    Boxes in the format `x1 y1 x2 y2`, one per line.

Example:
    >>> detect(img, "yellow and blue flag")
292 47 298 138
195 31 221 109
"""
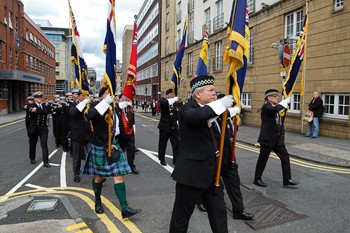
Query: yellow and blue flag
196 25 209 76
101 0 117 97
224 0 249 114
69 0 89 97
171 21 187 96
283 15 308 98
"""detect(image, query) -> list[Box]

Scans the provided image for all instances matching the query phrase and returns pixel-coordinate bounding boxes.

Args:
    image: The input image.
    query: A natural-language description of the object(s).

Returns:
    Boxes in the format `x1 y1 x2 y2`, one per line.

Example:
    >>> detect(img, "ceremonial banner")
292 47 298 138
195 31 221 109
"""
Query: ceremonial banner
195 25 209 76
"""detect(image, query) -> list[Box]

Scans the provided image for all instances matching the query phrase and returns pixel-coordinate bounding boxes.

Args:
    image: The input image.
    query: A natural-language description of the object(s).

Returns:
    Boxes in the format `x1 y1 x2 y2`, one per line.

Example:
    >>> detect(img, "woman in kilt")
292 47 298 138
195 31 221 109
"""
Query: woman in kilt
82 87 141 219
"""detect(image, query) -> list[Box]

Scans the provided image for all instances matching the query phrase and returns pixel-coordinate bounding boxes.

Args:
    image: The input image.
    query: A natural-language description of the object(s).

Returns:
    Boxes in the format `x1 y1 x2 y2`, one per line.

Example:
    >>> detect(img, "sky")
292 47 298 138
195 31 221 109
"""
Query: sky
21 0 144 79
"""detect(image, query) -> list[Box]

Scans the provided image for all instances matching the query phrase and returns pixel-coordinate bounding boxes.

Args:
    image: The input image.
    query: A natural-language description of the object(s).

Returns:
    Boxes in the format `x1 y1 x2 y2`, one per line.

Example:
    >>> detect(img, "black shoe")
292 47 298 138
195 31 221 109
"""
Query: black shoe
122 207 142 218
30 159 36 164
254 179 267 187
132 169 140 175
196 202 207 212
283 179 300 187
160 160 167 166
74 175 80 182
95 203 104 214
233 211 254 220
44 163 51 168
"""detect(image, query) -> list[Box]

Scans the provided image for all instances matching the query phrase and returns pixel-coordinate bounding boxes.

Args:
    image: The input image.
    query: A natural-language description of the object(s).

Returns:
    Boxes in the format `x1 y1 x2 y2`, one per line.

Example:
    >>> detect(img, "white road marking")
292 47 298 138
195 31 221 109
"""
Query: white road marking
141 124 155 127
138 148 174 173
60 152 67 187
48 163 60 167
1 149 59 200
25 183 54 192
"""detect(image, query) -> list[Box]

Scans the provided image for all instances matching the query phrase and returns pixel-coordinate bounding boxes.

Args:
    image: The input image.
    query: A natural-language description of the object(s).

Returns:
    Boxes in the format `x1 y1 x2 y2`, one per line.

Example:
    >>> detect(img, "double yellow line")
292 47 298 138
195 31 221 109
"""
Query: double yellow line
237 142 350 174
0 187 142 233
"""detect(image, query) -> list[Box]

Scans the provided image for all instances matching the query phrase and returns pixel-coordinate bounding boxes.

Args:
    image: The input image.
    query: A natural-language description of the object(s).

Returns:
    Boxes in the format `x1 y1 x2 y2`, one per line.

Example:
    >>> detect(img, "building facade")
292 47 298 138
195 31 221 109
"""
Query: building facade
161 0 349 139
87 67 96 94
34 19 72 97
136 0 161 103
0 0 56 115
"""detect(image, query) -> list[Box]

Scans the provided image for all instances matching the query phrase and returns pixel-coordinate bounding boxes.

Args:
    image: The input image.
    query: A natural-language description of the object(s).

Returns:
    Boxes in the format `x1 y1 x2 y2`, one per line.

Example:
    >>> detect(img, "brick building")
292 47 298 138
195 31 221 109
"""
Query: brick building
0 0 56 115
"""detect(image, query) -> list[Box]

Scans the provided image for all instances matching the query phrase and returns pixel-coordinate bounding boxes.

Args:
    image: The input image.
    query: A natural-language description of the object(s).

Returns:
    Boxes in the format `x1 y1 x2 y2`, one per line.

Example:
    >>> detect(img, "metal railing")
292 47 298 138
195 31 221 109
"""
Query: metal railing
213 13 224 32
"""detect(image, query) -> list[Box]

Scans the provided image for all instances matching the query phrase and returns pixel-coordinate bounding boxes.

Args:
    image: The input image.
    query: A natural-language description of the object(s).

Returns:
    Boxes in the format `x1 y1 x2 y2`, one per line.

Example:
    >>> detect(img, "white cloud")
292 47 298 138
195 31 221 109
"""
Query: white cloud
21 0 144 79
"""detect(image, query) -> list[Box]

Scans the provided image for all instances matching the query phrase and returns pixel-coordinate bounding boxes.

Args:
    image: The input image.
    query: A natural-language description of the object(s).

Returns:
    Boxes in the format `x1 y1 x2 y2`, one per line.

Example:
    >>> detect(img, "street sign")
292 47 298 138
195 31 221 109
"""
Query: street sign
283 44 291 67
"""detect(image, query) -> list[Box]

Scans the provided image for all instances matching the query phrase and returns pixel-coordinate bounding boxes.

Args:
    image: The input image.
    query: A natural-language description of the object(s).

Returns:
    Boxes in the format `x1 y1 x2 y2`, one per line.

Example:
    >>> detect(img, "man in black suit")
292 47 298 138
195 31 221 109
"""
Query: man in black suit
27 92 50 167
305 91 323 138
69 89 90 182
253 89 300 188
24 96 34 139
157 88 180 166
169 75 234 233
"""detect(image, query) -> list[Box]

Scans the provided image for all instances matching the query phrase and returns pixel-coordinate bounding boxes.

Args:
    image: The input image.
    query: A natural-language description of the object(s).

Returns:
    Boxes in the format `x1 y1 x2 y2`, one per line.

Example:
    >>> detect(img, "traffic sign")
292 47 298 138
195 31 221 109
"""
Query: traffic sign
282 44 291 67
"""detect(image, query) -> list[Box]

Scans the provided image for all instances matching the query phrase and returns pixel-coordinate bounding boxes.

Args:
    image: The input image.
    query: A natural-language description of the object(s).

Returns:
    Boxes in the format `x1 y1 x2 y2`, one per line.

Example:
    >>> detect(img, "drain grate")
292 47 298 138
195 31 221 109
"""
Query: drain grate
27 199 59 212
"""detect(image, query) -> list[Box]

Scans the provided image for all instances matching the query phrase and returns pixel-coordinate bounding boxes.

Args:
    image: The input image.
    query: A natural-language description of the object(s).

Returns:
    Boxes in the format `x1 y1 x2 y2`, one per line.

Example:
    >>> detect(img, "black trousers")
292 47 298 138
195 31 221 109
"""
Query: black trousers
170 183 228 233
125 134 136 169
72 140 84 176
29 131 49 164
158 129 179 164
222 163 244 213
53 123 62 146
254 144 292 182
61 126 70 152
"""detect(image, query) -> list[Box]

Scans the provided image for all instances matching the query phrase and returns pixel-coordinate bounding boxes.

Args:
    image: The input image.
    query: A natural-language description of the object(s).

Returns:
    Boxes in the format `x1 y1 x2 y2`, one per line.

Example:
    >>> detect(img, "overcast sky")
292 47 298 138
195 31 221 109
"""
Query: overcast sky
21 0 144 79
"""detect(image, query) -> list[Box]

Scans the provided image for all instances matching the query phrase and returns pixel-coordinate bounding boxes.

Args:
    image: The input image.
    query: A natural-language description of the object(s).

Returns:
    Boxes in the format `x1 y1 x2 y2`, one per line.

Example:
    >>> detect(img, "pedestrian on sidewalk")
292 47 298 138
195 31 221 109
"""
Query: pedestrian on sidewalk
157 88 180 166
305 91 323 138
82 87 141 219
27 92 50 167
253 89 300 188
170 75 234 233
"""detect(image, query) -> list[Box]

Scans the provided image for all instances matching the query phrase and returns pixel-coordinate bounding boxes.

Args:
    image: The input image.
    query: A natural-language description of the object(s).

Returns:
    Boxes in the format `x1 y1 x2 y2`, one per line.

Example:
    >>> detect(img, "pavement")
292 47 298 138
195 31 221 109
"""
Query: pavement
1 109 349 232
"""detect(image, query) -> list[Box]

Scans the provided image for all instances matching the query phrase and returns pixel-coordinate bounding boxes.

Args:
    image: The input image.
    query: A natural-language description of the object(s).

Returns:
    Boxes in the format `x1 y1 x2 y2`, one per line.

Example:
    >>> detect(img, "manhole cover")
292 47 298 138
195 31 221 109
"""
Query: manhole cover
27 199 59 212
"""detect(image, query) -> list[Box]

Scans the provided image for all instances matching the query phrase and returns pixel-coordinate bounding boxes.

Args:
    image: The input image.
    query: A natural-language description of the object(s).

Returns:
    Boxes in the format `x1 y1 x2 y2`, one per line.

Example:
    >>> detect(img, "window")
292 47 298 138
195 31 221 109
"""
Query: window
204 8 211 34
289 94 300 112
323 94 349 119
176 29 181 49
56 71 60 77
213 1 224 31
241 93 252 108
176 1 182 24
247 0 255 12
8 11 13 29
188 12 194 43
165 37 169 54
0 42 2 61
55 43 60 49
9 48 12 69
166 13 169 31
165 62 169 81
166 0 170 7
55 53 60 58
187 52 193 76
248 28 254 65
285 9 303 51
15 51 19 69
214 41 222 71
334 0 344 11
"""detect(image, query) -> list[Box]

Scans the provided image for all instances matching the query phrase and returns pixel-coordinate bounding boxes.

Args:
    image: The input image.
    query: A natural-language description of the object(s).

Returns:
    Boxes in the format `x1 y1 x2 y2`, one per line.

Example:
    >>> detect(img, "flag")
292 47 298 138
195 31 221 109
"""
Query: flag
171 21 187 96
122 17 138 100
283 15 308 98
195 25 209 76
15 32 21 48
224 0 249 120
101 0 117 97
69 0 89 97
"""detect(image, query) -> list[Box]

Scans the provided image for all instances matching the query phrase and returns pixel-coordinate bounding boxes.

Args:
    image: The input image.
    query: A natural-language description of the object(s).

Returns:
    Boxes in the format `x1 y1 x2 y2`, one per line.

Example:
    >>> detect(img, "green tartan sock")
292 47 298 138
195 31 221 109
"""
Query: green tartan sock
114 183 128 211
92 179 103 204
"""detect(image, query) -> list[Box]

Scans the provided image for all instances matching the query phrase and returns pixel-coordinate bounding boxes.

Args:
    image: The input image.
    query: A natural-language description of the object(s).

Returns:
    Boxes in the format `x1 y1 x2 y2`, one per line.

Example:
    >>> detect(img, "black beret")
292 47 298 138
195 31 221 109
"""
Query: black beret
33 92 44 98
264 89 279 98
165 88 173 95
190 75 214 92
99 87 109 97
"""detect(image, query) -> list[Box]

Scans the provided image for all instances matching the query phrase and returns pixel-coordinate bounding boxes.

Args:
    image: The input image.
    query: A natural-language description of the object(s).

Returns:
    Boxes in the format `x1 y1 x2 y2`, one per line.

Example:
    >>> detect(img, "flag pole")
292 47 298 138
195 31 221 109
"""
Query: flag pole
301 1 308 134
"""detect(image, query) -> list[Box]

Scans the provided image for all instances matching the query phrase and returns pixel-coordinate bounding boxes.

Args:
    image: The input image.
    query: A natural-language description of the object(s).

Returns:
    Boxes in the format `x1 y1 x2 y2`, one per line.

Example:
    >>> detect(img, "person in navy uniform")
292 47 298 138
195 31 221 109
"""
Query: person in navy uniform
27 92 50 167
169 75 234 233
157 88 180 166
69 89 90 182
24 96 34 139
305 91 323 138
51 95 63 148
82 87 141 219
253 89 300 188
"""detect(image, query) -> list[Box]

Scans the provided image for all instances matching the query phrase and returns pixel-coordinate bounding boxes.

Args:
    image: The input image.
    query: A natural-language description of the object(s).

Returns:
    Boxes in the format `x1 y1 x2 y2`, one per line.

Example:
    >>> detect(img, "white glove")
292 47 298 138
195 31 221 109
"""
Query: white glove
279 97 291 108
118 101 127 109
207 95 234 115
168 97 178 105
104 94 113 104
228 106 240 117
76 98 90 112
125 101 133 107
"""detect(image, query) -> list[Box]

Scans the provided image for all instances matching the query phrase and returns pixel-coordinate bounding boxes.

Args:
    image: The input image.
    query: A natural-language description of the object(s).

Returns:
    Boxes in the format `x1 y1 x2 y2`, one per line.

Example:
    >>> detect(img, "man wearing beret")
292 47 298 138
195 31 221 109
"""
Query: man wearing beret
169 75 234 233
27 92 50 167
157 88 180 166
253 89 300 188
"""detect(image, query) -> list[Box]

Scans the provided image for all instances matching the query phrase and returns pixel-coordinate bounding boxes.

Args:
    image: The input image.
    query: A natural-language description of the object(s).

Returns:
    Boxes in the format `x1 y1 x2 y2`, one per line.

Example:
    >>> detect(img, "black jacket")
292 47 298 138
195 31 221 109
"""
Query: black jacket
172 100 218 189
257 102 285 148
157 97 179 132
69 101 89 142
27 103 49 134
308 97 323 118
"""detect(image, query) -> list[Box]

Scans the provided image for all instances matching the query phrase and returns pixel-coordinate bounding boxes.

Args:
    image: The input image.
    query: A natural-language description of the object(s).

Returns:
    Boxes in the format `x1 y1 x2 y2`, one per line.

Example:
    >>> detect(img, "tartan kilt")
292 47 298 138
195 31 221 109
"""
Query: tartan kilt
82 143 132 177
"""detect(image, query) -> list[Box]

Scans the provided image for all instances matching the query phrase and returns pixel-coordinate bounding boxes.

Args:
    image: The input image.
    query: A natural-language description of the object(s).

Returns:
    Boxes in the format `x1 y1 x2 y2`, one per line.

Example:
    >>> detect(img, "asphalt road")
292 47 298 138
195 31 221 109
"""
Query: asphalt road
1 114 350 233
